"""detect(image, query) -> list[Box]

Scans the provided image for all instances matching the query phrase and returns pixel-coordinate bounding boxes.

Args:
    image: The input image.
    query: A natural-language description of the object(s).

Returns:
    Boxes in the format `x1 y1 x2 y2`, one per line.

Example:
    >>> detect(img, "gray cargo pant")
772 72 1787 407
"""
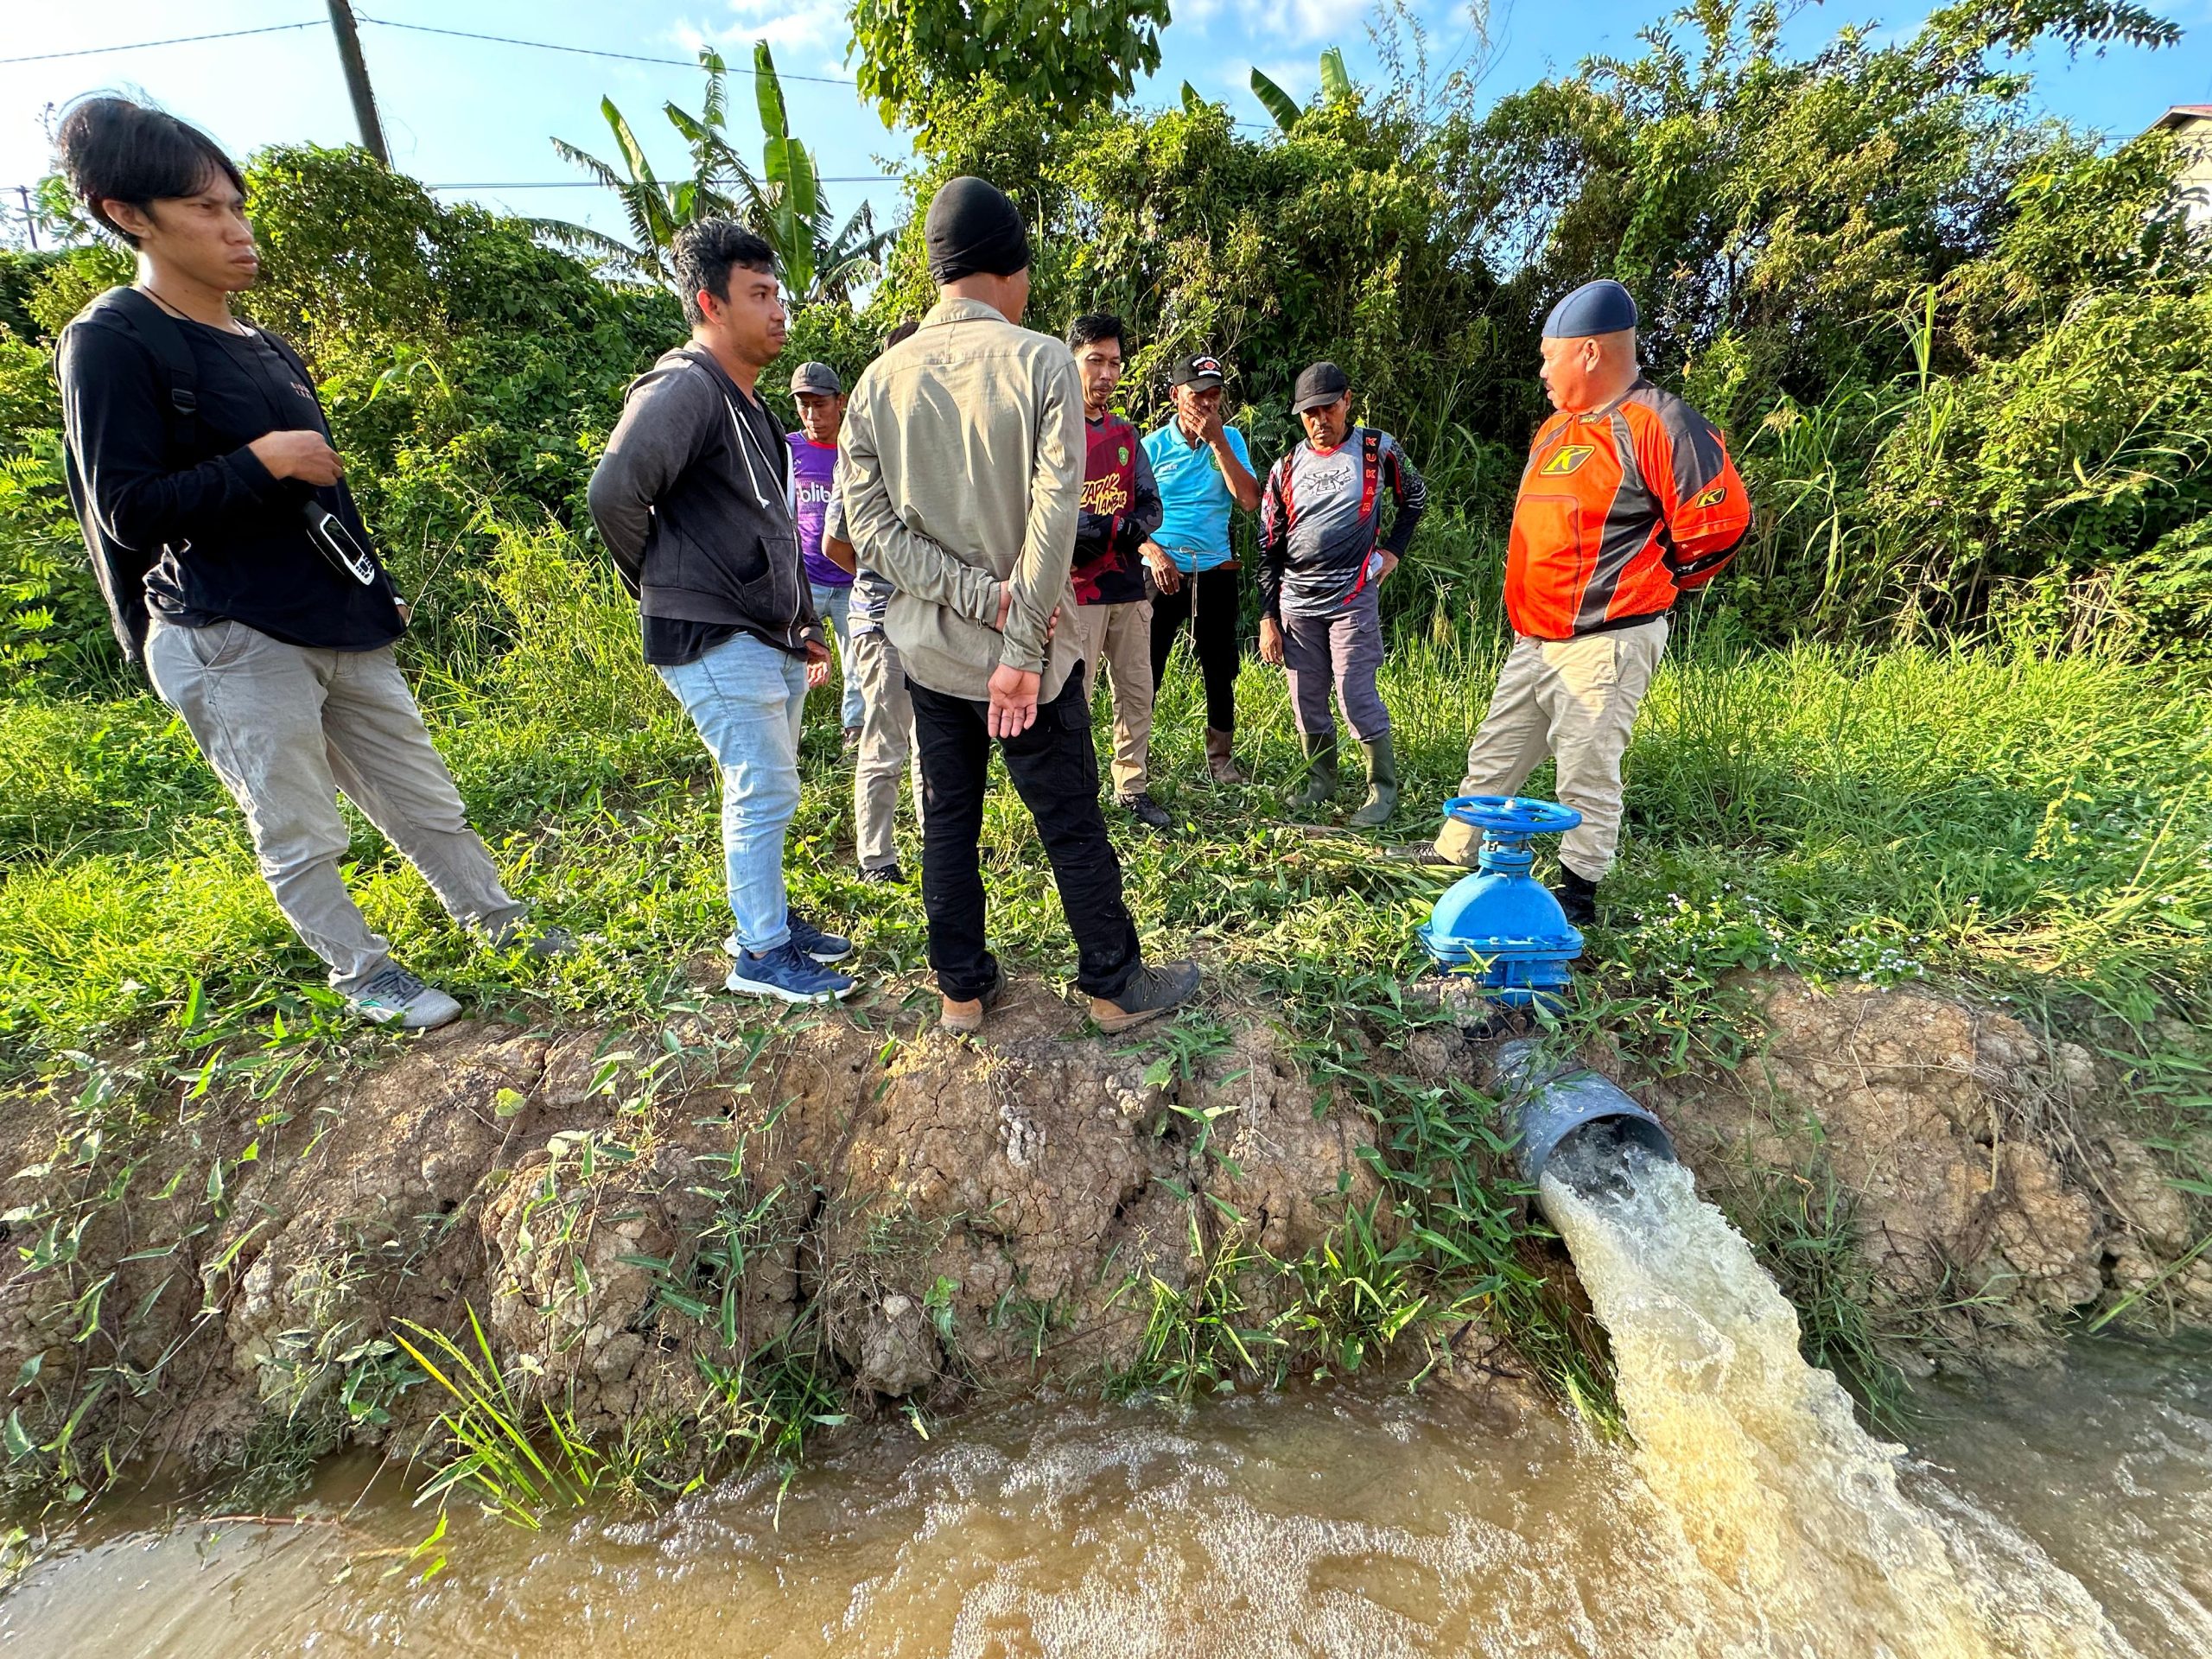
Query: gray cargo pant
1433 616 1669 881
144 616 524 993
1281 586 1389 742
849 627 923 872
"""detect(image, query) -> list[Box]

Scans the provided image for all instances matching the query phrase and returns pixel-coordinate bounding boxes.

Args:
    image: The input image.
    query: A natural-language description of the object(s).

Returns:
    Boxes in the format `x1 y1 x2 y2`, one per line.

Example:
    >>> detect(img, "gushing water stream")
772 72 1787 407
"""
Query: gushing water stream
1540 1140 2133 1659
3 1154 2204 1655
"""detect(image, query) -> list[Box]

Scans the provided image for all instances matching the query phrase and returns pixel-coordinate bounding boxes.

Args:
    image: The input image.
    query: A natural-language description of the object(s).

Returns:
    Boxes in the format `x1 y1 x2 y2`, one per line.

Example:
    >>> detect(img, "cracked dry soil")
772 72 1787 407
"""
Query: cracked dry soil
0 971 2202 1493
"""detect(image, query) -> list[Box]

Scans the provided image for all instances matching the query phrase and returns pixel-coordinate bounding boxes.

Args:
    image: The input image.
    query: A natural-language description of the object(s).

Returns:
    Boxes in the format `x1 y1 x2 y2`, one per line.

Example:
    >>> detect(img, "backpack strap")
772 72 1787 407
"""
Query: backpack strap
1338 430 1387 606
80 288 202 461
1263 458 1291 560
59 289 208 668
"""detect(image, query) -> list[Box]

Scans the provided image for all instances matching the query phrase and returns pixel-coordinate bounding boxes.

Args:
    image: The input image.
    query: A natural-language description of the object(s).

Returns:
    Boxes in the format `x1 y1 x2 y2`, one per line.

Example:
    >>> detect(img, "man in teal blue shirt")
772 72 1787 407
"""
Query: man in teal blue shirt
1141 353 1262 782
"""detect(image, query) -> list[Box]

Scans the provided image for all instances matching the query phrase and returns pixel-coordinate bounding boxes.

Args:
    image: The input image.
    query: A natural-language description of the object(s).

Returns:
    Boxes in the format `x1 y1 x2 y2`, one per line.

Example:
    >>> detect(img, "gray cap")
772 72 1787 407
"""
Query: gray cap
1292 360 1350 412
1541 280 1638 340
789 360 843 397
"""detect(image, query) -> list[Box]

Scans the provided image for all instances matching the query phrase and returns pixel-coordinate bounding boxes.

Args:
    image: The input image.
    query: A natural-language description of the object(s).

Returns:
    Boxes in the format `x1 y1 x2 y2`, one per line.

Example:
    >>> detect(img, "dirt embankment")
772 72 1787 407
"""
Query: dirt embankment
1649 974 2212 1361
0 971 2202 1495
0 984 1386 1488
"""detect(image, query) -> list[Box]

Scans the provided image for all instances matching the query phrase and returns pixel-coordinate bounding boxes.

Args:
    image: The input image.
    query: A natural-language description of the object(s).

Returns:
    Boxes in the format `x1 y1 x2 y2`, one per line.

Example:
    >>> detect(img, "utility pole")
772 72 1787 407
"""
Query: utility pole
15 186 35 251
326 0 391 167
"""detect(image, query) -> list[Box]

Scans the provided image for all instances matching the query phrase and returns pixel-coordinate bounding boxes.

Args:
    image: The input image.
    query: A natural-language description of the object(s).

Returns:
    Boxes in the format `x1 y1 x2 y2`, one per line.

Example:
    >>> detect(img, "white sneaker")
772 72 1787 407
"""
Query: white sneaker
348 964 463 1030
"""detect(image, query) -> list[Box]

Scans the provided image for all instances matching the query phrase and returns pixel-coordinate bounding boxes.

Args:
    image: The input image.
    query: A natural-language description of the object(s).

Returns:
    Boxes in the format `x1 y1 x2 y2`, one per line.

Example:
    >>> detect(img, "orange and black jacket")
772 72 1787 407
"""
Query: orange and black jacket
1505 378 1751 641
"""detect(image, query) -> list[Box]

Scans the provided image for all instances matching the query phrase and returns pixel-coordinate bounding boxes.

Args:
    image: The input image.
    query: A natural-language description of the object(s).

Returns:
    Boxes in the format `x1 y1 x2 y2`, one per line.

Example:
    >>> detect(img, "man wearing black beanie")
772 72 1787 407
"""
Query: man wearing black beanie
924 175 1033 283
840 176 1199 1036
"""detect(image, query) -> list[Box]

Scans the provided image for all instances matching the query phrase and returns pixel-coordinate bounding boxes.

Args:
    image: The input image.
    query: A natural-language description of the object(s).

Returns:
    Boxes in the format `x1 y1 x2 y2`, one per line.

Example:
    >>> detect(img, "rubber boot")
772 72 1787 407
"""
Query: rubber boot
1556 869 1599 930
1349 733 1400 828
1205 726 1245 784
1288 730 1338 811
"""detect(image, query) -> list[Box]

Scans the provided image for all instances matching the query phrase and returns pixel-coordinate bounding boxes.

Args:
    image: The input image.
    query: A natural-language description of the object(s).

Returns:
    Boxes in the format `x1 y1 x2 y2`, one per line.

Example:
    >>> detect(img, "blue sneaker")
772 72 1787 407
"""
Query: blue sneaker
787 912 854 963
728 914 853 965
725 940 855 1003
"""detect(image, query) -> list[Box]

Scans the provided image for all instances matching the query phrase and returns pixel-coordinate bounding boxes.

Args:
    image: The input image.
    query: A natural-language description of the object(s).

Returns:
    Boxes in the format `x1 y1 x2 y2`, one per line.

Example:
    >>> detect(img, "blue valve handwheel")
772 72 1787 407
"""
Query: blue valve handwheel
1442 795 1583 836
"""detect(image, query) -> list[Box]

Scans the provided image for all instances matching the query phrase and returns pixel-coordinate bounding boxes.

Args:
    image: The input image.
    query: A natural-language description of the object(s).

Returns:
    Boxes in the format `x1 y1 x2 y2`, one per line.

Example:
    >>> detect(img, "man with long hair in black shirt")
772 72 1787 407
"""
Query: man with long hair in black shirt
54 96 565 1028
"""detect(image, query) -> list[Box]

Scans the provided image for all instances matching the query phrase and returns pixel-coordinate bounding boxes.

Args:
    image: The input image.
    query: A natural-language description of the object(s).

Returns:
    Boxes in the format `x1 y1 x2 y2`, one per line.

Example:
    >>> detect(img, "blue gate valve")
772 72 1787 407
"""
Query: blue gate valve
1416 795 1584 1007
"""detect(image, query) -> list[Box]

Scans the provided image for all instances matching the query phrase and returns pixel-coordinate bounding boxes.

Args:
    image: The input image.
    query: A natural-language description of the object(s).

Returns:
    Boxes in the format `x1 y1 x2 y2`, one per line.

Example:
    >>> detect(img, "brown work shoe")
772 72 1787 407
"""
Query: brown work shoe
1090 960 1201 1034
939 963 1007 1034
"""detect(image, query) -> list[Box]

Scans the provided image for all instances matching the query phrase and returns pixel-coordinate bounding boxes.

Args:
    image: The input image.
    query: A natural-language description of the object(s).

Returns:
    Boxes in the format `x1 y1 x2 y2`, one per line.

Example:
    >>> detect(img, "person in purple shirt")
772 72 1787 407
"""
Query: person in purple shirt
788 360 865 744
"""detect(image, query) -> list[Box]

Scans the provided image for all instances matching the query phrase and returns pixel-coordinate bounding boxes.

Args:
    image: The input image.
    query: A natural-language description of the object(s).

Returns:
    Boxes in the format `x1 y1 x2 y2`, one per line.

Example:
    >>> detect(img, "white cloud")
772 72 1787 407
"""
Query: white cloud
1211 0 1459 49
672 2 847 60
1235 0 1340 47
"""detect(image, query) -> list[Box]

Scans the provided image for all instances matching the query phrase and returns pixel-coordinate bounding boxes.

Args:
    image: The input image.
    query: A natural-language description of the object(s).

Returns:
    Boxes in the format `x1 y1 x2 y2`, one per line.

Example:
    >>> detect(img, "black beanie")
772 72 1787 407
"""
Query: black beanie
925 176 1032 284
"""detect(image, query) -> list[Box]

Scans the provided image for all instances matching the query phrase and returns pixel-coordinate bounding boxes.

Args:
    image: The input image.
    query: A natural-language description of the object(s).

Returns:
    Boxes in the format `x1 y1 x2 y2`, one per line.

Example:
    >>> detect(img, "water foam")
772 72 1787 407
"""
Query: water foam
1541 1145 2134 1659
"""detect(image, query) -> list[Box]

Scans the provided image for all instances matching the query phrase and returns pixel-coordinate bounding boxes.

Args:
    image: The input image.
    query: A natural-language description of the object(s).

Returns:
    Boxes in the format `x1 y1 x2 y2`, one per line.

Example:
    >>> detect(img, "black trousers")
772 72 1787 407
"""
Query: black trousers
907 665 1142 1003
1147 564 1243 733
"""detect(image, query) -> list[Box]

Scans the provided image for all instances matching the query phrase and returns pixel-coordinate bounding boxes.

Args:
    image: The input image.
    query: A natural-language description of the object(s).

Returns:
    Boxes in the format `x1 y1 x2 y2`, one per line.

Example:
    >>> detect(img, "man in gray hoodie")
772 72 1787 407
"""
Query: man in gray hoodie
588 222 857 1004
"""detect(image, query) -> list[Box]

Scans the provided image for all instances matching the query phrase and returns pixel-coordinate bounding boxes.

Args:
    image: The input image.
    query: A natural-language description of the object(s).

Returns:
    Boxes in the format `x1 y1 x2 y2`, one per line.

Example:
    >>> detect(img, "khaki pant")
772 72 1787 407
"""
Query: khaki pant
144 616 523 993
1434 618 1668 881
1066 599 1154 796
849 627 923 872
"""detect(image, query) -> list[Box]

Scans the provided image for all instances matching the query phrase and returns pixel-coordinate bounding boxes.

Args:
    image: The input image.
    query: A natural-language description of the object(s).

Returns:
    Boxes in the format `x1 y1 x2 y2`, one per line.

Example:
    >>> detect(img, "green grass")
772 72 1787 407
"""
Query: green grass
6 532 2205 1080
1 527 2207 1511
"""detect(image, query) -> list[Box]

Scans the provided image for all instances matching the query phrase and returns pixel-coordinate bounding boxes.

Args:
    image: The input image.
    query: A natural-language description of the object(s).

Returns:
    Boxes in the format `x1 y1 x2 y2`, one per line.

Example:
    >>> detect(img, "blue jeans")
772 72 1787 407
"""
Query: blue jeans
810 580 866 730
657 632 808 955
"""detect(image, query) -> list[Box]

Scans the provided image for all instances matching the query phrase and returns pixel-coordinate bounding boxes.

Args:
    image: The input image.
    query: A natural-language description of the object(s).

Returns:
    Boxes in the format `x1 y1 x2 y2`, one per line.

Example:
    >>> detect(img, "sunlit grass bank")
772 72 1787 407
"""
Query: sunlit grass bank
5 533 2204 1094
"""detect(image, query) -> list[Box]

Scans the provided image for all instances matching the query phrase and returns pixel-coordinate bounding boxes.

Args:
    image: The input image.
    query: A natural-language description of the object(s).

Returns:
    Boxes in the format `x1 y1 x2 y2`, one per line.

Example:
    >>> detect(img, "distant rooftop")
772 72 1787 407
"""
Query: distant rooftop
2154 106 2211 225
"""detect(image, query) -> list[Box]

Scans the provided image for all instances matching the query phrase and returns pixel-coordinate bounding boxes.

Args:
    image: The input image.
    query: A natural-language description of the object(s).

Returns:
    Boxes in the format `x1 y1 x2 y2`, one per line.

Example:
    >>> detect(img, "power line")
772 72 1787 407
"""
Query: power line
0 21 327 66
3 16 1272 141
5 176 900 203
353 15 856 86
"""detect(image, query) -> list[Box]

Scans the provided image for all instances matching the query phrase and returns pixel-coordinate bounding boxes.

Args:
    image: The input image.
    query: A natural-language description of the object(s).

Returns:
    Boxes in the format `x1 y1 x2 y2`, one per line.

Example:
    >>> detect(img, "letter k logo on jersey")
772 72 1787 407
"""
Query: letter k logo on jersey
1540 444 1595 476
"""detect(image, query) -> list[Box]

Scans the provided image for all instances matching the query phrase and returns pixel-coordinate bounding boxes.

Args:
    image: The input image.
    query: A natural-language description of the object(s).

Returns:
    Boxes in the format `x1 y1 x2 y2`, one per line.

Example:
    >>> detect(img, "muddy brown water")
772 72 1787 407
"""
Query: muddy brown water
0 1329 2201 1658
6 1141 2208 1657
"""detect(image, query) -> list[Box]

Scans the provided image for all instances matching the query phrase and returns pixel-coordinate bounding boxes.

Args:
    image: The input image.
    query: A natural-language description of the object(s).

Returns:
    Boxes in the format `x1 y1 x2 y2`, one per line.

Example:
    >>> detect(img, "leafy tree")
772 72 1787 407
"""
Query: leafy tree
848 0 1172 136
1465 0 2189 409
540 46 888 302
753 42 819 299
749 42 893 303
538 49 760 285
1251 47 1353 133
0 251 63 342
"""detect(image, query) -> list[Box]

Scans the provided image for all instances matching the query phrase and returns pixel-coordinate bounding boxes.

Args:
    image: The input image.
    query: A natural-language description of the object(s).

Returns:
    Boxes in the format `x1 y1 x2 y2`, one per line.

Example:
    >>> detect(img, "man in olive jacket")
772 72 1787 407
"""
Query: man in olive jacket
836 176 1198 1035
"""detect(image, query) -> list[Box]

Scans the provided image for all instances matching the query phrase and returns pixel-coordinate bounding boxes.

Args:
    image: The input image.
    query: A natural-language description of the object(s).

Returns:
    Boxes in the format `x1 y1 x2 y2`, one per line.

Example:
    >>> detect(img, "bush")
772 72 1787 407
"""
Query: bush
3 0 2205 670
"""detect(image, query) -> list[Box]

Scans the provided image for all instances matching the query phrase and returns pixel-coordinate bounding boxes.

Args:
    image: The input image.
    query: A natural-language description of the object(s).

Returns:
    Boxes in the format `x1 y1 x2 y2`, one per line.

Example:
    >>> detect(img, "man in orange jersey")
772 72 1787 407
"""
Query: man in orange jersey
1411 280 1751 925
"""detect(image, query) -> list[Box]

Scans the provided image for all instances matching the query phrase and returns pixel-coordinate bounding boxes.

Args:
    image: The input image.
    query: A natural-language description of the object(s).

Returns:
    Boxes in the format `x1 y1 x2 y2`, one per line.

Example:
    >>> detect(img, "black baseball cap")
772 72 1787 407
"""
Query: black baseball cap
1169 353 1227 390
1292 360 1350 412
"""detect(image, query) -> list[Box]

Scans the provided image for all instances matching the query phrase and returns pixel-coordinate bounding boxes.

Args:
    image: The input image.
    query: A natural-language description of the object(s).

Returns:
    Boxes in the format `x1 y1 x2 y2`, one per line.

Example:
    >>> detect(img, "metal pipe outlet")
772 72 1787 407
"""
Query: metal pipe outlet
1494 1039 1677 1215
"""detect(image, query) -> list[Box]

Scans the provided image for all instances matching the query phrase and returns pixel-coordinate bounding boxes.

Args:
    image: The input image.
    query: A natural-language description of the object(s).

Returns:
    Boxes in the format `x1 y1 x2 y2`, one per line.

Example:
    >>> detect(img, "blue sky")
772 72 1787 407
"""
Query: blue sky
3 0 2208 250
